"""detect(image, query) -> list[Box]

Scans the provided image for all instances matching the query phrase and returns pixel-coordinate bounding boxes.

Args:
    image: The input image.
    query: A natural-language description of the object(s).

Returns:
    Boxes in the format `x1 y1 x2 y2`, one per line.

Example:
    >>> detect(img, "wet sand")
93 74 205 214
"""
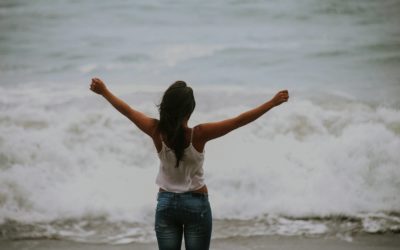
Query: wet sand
1 234 399 250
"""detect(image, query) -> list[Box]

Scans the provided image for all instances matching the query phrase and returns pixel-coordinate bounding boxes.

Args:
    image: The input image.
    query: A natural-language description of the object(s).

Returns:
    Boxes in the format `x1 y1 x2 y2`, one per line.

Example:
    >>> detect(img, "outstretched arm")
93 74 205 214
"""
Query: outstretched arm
90 78 158 137
196 90 289 143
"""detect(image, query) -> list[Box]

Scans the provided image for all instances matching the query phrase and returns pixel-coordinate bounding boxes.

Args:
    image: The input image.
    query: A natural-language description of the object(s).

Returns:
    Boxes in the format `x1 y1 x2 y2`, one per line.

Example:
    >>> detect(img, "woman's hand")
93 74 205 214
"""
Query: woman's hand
271 90 289 106
90 77 108 95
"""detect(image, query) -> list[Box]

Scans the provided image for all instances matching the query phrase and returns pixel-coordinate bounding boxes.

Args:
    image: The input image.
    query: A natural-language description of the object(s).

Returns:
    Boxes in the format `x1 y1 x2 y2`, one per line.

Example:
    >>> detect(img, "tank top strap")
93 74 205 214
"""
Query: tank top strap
159 133 164 143
190 128 194 144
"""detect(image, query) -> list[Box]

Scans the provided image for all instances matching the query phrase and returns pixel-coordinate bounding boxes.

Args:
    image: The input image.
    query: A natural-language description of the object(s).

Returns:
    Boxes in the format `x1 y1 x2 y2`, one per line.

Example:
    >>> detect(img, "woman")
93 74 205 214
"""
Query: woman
90 78 289 250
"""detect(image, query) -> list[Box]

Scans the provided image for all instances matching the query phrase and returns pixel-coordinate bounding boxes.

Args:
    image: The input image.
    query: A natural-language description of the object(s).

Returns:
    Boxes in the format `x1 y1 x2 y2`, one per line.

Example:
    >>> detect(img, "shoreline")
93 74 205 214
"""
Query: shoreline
1 234 399 250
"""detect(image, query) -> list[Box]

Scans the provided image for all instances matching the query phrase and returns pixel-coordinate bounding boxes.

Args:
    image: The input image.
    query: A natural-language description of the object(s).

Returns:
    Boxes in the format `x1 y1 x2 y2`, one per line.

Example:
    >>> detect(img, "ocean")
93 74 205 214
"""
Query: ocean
1 0 400 244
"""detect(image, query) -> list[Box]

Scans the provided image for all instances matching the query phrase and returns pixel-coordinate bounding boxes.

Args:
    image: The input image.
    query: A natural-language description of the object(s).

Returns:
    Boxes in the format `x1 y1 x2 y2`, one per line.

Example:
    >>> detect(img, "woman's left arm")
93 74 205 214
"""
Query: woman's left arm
90 77 158 137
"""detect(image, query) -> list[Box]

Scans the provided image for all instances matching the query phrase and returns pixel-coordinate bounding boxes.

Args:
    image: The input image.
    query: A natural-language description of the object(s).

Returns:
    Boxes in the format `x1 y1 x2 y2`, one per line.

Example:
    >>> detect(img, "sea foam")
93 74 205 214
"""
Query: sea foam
0 85 399 241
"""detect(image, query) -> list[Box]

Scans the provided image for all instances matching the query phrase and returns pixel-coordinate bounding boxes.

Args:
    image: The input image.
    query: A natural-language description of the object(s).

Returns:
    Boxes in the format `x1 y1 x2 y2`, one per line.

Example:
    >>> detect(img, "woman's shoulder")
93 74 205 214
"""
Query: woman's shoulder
191 125 206 153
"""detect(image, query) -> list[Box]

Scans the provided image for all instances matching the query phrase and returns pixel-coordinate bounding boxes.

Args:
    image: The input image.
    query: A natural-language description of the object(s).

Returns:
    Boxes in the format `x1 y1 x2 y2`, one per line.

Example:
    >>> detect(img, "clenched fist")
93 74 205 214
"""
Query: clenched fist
271 90 289 106
90 77 108 95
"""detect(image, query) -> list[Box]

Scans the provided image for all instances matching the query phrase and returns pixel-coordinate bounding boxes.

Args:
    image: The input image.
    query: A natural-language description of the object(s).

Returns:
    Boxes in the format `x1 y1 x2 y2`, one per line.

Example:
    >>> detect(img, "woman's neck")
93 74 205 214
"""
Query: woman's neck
182 117 189 128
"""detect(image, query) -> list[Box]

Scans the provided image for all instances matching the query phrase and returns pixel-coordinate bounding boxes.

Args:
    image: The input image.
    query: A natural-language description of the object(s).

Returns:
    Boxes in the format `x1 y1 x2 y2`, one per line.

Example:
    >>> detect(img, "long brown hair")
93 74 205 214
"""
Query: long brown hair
158 81 196 167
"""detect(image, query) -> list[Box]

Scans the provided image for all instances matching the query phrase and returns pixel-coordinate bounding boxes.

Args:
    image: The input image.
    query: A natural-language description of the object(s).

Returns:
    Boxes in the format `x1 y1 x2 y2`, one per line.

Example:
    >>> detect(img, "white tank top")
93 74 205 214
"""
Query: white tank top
156 129 205 193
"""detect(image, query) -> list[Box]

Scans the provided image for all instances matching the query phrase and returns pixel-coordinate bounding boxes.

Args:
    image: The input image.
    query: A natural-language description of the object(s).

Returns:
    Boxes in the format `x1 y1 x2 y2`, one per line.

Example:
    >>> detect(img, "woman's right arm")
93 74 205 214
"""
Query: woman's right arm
90 77 158 138
196 90 289 143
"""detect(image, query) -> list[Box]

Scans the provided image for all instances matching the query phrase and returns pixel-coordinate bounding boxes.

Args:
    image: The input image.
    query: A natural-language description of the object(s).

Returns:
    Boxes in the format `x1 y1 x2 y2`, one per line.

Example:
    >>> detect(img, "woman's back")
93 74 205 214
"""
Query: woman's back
156 128 205 193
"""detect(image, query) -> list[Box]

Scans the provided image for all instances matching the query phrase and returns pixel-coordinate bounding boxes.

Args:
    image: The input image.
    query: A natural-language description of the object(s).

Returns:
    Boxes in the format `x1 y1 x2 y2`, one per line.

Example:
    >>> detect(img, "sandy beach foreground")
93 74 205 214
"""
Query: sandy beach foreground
1 234 399 250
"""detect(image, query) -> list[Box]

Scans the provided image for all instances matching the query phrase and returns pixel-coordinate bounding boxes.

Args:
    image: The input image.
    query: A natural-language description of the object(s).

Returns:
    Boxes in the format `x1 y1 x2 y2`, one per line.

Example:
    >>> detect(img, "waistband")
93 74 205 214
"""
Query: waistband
157 191 208 199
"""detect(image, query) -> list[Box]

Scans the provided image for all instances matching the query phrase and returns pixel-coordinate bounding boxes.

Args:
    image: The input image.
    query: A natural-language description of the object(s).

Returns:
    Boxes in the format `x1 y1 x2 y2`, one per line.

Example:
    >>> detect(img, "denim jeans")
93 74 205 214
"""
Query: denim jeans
155 191 212 250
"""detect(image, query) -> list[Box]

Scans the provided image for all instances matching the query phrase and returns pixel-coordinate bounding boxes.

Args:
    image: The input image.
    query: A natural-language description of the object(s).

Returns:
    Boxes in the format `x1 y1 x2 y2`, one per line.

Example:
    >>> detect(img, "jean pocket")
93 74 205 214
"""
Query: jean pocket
183 197 210 214
156 197 172 212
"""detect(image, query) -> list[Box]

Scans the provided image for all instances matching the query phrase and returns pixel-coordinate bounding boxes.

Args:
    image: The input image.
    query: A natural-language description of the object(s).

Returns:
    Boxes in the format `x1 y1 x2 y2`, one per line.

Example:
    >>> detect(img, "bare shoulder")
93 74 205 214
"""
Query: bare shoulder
192 125 207 152
151 120 162 152
192 124 207 141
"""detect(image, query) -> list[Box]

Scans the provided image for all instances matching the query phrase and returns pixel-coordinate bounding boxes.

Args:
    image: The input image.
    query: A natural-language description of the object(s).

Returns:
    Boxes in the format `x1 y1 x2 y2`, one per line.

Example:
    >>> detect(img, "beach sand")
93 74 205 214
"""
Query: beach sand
1 234 399 250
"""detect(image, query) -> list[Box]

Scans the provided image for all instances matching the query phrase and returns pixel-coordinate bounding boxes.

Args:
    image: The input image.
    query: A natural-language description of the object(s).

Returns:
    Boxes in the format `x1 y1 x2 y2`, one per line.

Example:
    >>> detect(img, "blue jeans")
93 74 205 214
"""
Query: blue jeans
155 191 212 250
